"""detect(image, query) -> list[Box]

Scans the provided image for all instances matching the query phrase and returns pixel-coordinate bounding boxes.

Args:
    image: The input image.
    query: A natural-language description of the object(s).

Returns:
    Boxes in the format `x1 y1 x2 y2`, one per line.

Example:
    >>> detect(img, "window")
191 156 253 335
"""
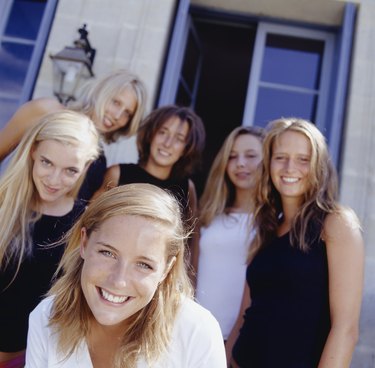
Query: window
0 0 57 128
243 22 334 134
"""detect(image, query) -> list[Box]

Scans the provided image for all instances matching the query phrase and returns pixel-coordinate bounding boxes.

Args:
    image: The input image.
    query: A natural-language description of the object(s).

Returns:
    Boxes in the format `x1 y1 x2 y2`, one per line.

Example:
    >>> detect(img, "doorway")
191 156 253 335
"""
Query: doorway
176 15 256 196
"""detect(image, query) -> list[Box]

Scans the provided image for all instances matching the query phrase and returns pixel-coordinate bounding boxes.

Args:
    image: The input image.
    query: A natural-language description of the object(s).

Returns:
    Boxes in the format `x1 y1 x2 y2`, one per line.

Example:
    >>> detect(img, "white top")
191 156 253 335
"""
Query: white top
196 213 253 339
25 296 226 368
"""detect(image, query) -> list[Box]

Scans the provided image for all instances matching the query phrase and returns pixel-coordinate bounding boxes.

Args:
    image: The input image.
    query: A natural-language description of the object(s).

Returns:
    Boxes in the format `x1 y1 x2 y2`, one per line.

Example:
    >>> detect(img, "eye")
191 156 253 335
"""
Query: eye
112 99 121 107
41 158 52 166
228 155 237 160
99 250 115 259
246 153 257 159
298 157 310 164
136 262 153 270
176 136 186 144
66 168 79 176
273 154 285 161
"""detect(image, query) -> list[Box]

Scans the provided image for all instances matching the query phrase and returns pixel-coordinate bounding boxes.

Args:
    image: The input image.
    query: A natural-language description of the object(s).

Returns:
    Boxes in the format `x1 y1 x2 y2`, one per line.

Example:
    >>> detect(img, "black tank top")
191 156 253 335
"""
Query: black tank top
232 232 330 368
0 200 86 351
118 164 190 220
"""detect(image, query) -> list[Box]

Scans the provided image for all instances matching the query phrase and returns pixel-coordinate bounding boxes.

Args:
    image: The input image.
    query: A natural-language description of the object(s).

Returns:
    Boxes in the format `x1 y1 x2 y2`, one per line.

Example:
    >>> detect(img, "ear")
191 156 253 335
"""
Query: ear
80 227 89 259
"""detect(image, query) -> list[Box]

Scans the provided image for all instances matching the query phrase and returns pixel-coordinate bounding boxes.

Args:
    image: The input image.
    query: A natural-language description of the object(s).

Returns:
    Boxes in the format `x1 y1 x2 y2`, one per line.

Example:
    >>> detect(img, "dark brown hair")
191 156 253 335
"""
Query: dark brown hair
137 105 206 179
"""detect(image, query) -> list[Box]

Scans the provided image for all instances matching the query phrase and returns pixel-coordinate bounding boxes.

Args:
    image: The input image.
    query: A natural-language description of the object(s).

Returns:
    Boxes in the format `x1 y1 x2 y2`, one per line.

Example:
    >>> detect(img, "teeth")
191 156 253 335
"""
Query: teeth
158 150 170 157
282 177 298 183
100 288 129 304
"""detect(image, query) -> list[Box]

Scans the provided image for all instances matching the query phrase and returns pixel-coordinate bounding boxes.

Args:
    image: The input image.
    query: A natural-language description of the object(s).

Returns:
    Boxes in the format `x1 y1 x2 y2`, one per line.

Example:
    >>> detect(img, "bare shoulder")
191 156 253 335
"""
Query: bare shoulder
322 206 363 246
25 97 64 115
6 97 63 130
105 165 120 186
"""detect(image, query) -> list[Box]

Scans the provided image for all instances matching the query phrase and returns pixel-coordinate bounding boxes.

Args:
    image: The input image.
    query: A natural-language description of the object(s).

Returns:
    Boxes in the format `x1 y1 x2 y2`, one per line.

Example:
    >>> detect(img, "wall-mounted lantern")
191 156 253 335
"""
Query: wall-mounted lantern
50 24 96 105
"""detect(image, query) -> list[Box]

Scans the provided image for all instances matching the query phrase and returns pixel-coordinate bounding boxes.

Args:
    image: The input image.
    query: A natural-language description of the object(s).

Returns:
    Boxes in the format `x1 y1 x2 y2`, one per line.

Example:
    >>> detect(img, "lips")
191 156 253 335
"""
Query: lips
42 183 59 194
235 171 250 179
99 287 131 304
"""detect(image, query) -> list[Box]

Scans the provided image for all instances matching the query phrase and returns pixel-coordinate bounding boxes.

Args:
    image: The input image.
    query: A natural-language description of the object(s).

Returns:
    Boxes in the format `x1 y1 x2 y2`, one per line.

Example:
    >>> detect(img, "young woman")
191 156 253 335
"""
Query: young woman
0 69 147 200
0 111 100 367
25 184 226 368
192 126 264 342
227 118 364 368
94 105 206 225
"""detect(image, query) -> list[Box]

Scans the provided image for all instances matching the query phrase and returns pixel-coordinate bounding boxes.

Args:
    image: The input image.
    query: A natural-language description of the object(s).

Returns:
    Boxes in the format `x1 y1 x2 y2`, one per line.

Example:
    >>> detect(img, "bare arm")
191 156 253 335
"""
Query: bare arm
226 282 251 367
91 165 121 200
318 208 364 368
0 98 63 161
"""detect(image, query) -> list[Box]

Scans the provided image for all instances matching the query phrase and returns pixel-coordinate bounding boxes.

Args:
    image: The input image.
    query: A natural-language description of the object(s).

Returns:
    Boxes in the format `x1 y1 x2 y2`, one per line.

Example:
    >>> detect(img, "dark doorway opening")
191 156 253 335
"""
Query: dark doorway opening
181 15 256 197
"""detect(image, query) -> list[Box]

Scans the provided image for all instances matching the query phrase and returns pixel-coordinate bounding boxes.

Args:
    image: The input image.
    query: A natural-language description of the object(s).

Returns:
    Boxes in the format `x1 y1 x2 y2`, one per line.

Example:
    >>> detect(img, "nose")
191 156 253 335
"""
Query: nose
285 158 295 172
47 169 62 185
236 155 246 167
162 134 173 147
109 261 129 289
112 106 124 121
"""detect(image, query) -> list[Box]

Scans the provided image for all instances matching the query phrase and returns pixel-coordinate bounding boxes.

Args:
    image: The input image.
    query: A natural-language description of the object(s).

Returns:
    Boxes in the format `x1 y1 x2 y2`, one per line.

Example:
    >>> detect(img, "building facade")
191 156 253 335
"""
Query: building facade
1 0 374 365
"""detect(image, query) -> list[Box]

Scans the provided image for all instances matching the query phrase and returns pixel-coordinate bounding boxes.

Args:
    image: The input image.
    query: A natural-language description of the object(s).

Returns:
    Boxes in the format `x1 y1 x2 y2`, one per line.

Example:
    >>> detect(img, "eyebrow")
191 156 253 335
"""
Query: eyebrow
40 154 80 170
40 154 51 162
96 242 160 265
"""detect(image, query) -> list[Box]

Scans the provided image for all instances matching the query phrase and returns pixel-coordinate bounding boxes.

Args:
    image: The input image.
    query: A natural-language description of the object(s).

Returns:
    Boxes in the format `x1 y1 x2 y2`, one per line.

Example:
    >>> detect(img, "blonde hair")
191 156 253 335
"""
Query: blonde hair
49 183 193 367
249 117 338 259
199 126 264 227
0 110 99 273
70 69 147 143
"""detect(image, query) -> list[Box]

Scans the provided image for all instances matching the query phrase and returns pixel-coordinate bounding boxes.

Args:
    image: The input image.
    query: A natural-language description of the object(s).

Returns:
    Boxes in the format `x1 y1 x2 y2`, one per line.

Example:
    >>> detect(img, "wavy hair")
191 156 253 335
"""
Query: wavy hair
137 105 206 179
70 69 147 143
49 183 193 367
0 110 99 273
249 118 338 259
199 126 264 227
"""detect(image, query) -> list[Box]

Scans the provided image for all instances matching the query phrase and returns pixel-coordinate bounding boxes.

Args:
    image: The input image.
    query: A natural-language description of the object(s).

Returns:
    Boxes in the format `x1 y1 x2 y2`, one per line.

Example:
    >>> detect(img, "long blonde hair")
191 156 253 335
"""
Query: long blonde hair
0 110 99 272
249 118 338 259
49 183 193 367
199 126 264 227
70 69 147 143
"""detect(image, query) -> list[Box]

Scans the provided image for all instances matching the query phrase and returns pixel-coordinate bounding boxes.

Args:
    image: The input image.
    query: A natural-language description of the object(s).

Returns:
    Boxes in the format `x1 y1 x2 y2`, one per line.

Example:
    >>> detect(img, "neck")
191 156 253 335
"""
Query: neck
230 187 253 213
87 322 125 368
279 198 301 235
143 161 172 180
37 196 74 216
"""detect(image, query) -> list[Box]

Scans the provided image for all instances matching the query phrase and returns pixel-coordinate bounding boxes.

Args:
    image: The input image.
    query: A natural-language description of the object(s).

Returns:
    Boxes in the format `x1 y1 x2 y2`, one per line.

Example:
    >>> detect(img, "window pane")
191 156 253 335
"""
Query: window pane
0 97 19 129
0 42 34 95
261 34 324 90
5 0 46 40
254 87 317 127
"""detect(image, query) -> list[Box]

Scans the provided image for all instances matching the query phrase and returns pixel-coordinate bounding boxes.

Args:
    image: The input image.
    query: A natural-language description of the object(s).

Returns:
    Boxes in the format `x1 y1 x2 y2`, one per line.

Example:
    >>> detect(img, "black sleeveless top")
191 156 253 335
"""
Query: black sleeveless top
0 200 86 352
232 232 330 368
118 164 190 220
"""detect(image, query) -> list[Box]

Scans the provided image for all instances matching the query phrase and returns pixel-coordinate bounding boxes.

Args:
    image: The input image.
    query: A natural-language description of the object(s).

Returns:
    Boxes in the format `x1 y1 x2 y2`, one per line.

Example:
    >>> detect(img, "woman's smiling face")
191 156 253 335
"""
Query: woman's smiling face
80 215 170 329
270 130 312 207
